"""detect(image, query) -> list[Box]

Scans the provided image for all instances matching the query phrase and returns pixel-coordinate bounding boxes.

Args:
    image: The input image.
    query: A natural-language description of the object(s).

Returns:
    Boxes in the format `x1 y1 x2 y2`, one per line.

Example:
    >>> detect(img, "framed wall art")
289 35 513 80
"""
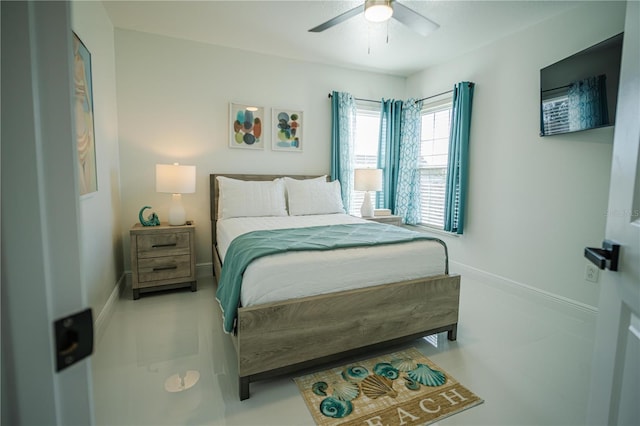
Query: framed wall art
73 32 98 195
272 108 303 152
229 102 265 150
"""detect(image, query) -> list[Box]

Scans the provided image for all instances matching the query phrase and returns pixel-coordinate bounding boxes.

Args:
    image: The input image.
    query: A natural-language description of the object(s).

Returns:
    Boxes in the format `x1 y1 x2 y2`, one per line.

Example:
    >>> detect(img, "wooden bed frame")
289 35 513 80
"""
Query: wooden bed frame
209 174 461 400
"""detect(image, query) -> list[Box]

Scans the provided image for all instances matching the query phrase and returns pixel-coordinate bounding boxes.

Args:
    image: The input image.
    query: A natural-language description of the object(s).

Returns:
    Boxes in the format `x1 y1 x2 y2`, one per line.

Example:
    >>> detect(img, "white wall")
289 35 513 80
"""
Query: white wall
406 1 626 308
72 1 124 319
114 29 406 269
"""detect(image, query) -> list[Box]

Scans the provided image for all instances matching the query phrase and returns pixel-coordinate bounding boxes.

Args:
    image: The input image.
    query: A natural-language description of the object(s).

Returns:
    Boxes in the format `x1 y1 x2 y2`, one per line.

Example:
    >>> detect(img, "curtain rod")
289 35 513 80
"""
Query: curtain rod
415 89 453 103
327 89 455 104
541 84 571 93
416 82 474 102
327 93 380 103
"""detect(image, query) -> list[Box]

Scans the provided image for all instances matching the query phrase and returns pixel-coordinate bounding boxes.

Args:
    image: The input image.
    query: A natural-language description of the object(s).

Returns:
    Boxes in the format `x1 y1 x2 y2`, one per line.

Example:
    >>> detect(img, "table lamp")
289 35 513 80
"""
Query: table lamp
354 168 382 218
156 163 196 226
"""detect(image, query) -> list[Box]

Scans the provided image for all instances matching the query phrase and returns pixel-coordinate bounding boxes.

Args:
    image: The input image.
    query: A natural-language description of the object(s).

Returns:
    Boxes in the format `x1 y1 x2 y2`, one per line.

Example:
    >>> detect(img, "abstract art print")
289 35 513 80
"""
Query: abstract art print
272 108 303 152
229 102 265 150
73 32 98 195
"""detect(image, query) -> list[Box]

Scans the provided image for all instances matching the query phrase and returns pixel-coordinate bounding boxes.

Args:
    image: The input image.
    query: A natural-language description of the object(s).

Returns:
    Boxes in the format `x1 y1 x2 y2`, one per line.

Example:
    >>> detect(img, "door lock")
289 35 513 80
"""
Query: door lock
54 308 93 372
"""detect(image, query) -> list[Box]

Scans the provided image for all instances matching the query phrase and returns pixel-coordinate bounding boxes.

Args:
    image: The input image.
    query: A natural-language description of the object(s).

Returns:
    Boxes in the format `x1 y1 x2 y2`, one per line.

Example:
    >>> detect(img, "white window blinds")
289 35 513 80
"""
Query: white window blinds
419 99 452 228
542 95 570 135
350 102 381 215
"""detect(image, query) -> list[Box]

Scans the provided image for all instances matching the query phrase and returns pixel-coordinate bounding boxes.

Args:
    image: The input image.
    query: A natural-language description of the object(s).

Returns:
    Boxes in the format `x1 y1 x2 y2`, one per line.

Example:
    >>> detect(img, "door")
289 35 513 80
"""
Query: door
1 1 94 424
586 2 640 425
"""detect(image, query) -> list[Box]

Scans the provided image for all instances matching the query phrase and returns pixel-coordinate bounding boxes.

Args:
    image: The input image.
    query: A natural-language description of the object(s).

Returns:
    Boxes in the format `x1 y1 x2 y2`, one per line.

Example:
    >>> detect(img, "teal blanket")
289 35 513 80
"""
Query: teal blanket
216 222 441 333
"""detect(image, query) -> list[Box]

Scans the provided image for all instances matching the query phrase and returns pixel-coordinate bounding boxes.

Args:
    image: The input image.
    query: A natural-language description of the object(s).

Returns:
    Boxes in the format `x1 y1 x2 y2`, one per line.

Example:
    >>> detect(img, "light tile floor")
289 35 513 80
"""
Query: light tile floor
92 273 596 425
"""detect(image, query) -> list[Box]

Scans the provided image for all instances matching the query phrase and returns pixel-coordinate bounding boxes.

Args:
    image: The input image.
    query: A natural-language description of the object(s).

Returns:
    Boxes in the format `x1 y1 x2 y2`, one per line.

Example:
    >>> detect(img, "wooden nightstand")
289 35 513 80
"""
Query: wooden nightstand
130 222 196 300
364 215 403 226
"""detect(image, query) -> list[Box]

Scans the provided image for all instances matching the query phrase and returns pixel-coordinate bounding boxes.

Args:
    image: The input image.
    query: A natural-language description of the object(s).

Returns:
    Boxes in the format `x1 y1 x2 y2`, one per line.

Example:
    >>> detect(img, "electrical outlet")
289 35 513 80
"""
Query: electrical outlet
585 263 599 283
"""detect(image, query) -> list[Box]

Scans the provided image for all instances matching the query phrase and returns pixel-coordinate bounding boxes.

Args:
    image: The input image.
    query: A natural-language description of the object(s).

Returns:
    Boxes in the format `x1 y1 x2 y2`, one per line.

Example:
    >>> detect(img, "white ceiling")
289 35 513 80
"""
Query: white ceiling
102 0 584 77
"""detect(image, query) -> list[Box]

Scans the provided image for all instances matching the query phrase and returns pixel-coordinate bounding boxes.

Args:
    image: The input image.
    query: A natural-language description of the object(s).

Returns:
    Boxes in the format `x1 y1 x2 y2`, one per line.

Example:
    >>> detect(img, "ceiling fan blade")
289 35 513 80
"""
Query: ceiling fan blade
392 2 439 37
308 4 365 32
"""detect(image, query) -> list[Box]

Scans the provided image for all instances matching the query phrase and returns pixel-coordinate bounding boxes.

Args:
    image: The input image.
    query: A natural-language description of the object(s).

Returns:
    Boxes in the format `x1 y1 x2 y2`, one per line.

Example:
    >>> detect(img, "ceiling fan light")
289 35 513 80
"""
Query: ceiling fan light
364 0 393 23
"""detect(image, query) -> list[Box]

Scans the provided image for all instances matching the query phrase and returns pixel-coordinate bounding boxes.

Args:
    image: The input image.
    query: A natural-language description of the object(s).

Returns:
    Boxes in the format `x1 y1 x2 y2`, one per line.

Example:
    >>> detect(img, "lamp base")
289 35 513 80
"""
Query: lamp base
168 193 187 226
360 191 374 218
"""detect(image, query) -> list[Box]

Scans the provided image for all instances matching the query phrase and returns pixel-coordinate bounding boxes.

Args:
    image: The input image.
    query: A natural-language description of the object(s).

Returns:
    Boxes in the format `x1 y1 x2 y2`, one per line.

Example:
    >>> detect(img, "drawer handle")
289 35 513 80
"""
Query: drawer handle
152 265 178 271
152 243 177 248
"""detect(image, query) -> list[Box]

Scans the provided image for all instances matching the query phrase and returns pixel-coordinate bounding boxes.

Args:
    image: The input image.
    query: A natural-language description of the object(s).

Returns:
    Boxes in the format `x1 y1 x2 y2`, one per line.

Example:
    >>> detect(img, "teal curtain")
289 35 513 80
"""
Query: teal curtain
394 99 423 225
444 82 475 234
377 99 403 212
330 91 356 210
568 75 609 131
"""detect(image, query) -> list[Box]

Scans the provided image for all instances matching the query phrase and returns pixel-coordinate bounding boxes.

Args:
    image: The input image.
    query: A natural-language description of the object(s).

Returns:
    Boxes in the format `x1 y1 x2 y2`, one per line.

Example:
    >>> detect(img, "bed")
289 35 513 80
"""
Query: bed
209 173 461 400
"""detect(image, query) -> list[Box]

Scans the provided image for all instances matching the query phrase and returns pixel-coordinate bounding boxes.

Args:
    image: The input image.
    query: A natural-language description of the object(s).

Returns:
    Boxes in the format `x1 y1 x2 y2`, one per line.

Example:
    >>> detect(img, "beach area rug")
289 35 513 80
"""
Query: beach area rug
294 347 483 426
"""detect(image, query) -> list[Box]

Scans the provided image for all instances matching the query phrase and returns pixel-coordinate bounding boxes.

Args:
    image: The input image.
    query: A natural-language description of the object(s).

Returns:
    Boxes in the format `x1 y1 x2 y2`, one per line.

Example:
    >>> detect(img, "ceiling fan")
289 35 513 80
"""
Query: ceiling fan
308 0 439 37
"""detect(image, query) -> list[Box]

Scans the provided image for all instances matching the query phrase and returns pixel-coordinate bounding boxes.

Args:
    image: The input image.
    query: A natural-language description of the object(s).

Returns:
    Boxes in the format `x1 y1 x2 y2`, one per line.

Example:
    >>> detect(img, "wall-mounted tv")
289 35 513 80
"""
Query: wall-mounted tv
540 33 623 136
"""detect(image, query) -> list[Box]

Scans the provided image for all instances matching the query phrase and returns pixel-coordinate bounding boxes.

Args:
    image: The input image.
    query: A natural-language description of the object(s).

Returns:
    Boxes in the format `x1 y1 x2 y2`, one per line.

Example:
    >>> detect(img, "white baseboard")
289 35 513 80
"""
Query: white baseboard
93 272 126 345
451 261 598 317
196 262 213 278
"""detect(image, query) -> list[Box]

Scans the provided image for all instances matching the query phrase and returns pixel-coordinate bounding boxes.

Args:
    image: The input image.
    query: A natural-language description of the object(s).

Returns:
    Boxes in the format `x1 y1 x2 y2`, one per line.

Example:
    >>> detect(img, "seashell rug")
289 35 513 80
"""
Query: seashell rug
294 347 483 426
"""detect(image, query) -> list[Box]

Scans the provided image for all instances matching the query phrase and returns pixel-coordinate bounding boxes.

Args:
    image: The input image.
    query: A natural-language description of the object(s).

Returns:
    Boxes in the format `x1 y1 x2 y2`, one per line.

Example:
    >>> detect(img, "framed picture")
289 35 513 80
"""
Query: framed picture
73 32 98 195
272 108 303 152
229 102 265 150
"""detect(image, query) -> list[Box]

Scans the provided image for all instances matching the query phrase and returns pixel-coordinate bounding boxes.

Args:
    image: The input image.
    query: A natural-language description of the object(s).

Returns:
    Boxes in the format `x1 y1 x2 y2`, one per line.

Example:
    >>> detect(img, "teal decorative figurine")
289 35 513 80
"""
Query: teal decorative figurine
139 206 160 226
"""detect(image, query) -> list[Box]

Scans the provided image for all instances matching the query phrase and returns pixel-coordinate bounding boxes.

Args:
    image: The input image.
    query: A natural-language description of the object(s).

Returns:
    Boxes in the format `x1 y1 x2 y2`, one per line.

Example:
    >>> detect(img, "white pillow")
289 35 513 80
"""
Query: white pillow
283 175 326 201
217 176 287 219
285 177 346 216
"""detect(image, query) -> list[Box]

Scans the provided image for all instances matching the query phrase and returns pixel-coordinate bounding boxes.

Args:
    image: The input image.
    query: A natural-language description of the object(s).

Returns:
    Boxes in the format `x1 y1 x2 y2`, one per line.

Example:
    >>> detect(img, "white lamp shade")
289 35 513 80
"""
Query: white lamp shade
156 164 196 194
364 0 393 23
354 168 383 192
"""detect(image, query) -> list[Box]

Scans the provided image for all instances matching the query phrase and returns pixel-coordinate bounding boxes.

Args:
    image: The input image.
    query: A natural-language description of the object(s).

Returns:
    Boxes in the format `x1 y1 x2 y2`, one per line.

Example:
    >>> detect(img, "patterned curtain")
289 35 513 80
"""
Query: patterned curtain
444 82 475 234
394 99 423 225
568 75 609 131
377 99 403 212
330 91 356 210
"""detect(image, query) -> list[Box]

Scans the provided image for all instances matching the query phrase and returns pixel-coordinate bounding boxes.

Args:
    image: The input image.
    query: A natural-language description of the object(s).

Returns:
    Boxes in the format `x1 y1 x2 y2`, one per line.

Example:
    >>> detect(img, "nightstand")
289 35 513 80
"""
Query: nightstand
363 215 403 226
130 222 196 300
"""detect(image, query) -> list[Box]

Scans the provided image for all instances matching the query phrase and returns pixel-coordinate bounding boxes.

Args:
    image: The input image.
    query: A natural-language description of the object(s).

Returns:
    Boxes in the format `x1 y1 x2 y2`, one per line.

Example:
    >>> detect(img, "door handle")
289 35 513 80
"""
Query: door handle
584 240 620 271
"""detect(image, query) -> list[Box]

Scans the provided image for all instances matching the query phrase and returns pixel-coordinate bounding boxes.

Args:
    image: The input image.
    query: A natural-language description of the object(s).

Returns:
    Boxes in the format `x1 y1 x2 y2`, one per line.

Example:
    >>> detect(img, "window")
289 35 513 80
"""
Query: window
541 93 570 135
418 99 452 229
350 102 380 215
347 98 453 227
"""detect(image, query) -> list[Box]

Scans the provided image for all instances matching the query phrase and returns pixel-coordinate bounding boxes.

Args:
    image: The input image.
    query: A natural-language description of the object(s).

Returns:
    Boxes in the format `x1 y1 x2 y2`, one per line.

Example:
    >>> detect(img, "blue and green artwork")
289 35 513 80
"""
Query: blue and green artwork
273 109 303 151
230 103 263 149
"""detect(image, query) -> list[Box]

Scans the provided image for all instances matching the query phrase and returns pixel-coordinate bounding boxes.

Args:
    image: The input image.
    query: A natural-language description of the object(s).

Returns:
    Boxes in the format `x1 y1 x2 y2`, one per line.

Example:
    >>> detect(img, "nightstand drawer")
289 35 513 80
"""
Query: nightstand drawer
136 231 191 258
137 255 193 283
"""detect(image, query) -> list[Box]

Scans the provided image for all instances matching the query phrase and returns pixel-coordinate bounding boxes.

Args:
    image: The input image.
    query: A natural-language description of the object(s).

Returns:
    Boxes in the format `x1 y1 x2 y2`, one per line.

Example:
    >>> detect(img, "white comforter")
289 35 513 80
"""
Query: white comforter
216 214 447 307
